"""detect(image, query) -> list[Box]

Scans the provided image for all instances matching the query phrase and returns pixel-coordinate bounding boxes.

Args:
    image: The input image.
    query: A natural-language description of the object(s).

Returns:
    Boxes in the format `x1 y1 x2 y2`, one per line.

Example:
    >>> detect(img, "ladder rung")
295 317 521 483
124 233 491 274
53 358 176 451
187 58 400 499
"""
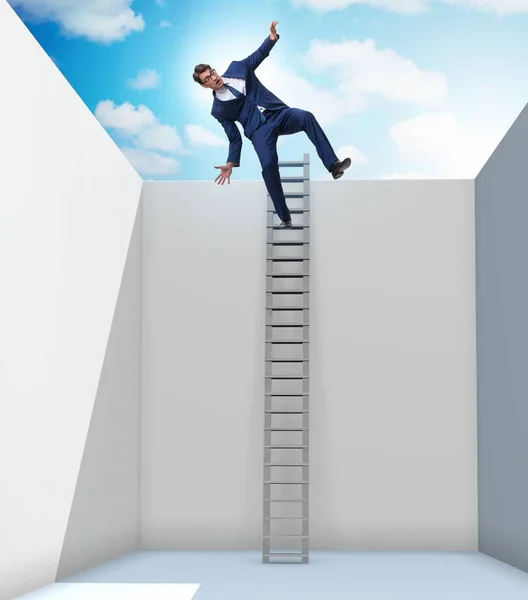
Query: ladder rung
266 289 308 294
264 481 309 484
264 445 308 449
265 358 309 362
267 309 307 313
265 393 309 397
263 555 307 562
264 411 308 415
265 462 309 466
265 427 306 431
266 323 308 327
268 209 309 214
264 551 307 556
268 224 308 229
264 498 309 502
267 273 306 278
269 241 307 246
278 161 307 167
265 375 309 379
280 176 306 182
264 516 308 520
264 376 307 380
265 341 308 345
268 257 309 262
263 535 308 539
268 205 308 211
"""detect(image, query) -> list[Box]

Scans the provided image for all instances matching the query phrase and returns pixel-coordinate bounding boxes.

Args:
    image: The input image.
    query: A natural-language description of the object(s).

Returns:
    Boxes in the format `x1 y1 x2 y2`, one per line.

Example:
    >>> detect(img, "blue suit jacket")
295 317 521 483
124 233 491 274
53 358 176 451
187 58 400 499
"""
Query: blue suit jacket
211 35 289 166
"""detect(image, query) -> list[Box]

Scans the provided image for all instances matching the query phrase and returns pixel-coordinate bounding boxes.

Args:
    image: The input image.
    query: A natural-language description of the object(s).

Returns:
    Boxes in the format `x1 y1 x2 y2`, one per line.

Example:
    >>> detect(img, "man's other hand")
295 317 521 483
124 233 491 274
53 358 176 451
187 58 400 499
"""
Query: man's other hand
214 164 233 185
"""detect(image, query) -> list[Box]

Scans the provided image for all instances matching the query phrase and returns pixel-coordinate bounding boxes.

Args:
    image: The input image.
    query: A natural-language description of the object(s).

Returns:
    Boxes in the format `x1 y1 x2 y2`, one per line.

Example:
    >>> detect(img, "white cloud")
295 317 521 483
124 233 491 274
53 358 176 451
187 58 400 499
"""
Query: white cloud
9 0 145 43
388 111 499 177
185 125 228 147
159 20 172 27
288 0 528 13
94 100 187 176
136 124 185 153
336 144 368 165
95 100 186 153
121 148 180 175
303 38 447 109
95 100 156 135
290 0 426 13
256 62 367 127
444 0 528 14
126 69 160 90
311 144 367 179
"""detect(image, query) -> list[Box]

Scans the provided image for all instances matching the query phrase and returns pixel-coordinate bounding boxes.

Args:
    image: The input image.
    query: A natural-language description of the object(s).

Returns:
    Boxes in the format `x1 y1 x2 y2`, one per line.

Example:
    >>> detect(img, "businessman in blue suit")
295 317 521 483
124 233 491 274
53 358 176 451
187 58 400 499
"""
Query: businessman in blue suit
193 21 351 228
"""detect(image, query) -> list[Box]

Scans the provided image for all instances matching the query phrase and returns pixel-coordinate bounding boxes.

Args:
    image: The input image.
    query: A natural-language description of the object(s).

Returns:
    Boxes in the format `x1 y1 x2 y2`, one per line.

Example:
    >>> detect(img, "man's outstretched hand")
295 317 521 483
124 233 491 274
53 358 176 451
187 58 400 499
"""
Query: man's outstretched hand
214 164 233 185
269 21 278 41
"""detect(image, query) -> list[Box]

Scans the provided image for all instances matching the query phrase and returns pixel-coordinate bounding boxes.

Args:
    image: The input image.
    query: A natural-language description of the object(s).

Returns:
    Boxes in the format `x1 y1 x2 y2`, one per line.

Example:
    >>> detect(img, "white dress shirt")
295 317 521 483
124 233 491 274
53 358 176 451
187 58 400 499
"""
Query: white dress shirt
216 77 266 113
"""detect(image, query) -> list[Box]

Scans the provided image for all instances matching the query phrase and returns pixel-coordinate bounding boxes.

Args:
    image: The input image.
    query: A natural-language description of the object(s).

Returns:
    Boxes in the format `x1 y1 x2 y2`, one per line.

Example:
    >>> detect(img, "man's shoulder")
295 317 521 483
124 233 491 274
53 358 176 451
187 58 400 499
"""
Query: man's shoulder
222 60 247 78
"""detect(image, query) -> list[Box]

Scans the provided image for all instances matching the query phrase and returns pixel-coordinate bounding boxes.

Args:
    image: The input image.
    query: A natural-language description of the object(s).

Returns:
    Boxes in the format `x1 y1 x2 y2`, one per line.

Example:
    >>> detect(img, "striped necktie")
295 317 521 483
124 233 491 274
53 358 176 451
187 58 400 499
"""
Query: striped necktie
224 83 243 98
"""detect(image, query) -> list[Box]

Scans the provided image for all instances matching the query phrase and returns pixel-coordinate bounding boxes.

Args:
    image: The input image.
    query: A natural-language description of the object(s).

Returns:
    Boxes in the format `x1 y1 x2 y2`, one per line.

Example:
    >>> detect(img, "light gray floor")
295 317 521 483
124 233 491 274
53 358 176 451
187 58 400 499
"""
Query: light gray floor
59 550 528 599
16 583 198 600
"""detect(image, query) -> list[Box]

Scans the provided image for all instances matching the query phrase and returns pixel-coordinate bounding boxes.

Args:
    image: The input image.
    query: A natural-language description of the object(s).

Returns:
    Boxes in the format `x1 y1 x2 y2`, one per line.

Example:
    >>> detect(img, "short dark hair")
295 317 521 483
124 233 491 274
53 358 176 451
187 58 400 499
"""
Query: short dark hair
193 63 211 84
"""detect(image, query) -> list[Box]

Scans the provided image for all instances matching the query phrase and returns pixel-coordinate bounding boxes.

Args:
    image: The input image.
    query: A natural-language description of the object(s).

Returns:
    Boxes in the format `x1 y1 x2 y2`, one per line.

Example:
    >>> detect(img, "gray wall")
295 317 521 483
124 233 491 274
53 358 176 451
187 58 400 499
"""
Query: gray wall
56 201 143 580
476 103 528 572
0 2 144 597
140 178 478 551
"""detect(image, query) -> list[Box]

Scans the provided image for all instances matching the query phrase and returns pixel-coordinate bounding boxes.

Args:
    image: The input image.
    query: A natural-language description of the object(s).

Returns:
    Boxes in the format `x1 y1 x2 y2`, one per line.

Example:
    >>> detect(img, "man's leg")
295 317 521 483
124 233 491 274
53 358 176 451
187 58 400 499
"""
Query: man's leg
251 125 291 225
276 108 348 175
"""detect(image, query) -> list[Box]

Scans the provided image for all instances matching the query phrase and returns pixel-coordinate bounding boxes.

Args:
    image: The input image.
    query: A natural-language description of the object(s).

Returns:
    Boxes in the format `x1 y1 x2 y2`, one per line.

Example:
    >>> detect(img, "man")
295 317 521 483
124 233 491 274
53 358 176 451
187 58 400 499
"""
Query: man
193 21 351 228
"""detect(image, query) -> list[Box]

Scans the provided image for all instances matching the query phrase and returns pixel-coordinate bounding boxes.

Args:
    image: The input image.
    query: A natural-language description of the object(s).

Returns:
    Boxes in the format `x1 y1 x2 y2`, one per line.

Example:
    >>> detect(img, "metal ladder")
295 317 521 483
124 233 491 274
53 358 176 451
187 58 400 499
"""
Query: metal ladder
263 153 310 564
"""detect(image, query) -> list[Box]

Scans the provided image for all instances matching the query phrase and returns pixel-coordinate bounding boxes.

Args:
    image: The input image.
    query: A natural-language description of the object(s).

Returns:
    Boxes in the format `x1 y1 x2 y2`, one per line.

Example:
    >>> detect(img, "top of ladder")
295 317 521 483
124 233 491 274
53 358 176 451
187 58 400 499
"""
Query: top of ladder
278 160 307 168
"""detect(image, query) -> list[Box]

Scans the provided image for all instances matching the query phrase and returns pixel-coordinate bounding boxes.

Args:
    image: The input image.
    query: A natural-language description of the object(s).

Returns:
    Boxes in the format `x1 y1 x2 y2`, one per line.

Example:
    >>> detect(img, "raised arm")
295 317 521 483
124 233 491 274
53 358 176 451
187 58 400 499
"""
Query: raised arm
241 21 280 71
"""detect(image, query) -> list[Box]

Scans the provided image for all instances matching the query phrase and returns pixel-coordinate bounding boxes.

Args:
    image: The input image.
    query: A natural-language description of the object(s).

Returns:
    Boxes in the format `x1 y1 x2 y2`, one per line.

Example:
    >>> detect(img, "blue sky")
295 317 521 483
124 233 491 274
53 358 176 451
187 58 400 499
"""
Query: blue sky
7 0 528 181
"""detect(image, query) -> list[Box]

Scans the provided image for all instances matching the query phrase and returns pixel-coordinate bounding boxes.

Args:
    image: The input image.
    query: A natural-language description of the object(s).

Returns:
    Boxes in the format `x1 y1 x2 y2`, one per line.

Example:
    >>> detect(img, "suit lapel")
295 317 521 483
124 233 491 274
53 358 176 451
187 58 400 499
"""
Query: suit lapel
211 60 249 117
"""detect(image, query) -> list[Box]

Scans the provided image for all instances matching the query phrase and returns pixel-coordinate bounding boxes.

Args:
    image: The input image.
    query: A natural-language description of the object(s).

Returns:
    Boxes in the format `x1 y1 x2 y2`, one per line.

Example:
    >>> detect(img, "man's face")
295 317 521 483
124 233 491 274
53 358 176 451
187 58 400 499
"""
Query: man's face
200 68 223 90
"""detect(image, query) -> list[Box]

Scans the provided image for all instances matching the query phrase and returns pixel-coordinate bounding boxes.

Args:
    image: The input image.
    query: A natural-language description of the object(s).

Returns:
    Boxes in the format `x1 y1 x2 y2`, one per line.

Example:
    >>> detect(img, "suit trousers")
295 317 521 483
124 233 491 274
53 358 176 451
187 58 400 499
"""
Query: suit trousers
250 107 338 222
